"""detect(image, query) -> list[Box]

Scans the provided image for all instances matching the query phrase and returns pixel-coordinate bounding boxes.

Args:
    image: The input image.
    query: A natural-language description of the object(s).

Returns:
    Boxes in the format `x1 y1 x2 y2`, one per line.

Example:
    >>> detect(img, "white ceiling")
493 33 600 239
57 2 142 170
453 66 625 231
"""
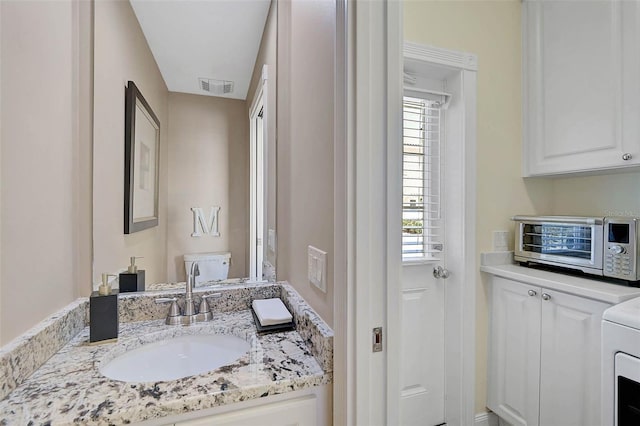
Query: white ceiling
129 0 271 100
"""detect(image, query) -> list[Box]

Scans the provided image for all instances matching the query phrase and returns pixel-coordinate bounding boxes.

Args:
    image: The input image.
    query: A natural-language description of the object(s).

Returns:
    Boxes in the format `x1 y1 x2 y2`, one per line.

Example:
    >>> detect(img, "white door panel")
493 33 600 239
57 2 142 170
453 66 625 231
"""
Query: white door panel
539 290 609 426
487 277 540 426
400 264 445 425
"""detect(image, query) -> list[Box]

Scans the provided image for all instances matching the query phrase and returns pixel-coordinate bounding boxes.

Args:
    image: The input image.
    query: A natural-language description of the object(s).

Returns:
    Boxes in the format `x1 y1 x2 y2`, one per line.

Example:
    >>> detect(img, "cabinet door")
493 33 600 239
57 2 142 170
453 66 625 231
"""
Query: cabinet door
523 0 640 176
539 290 610 426
487 277 541 426
175 395 317 426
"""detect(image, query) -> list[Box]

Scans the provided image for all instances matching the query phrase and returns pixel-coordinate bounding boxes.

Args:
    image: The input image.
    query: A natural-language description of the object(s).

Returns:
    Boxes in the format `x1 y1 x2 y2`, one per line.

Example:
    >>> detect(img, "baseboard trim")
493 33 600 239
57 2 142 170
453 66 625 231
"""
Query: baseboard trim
475 411 499 426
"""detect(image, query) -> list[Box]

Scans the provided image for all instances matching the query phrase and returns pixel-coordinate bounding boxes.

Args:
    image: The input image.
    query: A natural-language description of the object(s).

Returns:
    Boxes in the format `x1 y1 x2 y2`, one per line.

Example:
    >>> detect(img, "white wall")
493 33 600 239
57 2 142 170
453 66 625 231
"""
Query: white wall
93 0 169 288
0 0 92 344
166 93 248 282
277 0 336 326
404 0 554 413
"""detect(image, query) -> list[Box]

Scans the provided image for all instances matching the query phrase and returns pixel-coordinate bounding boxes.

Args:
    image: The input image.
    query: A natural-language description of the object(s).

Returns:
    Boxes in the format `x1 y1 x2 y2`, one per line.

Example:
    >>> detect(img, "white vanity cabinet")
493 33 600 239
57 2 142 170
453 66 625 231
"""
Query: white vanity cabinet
146 385 331 426
174 395 318 426
487 276 610 426
522 0 640 176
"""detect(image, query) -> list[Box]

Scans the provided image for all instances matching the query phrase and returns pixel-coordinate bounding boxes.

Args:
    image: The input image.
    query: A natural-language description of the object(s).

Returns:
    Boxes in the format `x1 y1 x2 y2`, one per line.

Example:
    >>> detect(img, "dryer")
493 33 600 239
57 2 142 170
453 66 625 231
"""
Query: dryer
602 296 640 425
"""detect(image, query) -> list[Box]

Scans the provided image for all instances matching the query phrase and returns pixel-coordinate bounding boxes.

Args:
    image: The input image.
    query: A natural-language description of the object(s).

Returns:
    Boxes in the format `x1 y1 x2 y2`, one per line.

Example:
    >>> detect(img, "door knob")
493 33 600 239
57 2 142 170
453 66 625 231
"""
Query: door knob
541 293 551 301
623 153 632 161
433 265 450 279
528 290 537 297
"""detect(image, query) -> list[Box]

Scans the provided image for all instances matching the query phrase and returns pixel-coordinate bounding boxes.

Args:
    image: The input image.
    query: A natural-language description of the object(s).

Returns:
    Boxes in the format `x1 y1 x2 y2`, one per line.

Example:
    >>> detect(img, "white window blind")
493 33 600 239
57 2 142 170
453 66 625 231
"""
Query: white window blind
402 95 443 260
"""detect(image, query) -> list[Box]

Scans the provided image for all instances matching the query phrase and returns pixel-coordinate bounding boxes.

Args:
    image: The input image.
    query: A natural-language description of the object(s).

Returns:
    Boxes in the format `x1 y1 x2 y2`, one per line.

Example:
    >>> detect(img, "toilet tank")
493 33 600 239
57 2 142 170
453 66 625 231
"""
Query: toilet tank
184 252 231 286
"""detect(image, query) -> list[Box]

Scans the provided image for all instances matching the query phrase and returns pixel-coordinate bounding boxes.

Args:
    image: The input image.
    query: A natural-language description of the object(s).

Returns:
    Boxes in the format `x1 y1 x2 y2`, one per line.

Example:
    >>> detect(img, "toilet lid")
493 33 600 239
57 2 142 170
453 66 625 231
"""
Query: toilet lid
184 252 231 262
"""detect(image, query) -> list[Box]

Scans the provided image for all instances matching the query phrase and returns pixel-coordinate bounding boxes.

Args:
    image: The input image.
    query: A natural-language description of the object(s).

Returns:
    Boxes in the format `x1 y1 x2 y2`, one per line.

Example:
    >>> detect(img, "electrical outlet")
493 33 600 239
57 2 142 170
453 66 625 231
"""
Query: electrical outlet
307 246 327 293
493 230 510 252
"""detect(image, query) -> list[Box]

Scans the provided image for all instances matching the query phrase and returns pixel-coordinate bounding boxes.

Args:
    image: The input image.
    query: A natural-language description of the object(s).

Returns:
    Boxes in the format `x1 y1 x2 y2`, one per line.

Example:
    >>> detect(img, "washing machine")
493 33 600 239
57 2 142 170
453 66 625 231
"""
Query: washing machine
602 296 640 426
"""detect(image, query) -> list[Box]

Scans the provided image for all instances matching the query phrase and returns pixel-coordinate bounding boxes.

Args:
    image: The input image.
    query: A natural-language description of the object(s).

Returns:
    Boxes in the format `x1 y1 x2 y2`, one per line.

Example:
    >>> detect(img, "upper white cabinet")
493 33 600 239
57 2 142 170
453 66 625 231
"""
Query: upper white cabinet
523 0 640 176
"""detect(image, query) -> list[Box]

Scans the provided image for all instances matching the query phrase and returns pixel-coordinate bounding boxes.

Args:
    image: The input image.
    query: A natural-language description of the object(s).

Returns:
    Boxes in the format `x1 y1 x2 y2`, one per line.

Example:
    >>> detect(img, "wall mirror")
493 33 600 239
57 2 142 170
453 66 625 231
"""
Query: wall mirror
92 0 277 292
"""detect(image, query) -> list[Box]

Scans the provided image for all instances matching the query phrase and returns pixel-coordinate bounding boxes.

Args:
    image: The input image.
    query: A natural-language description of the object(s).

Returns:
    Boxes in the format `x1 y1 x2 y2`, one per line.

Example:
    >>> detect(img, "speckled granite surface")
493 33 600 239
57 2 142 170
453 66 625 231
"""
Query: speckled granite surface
0 282 333 425
115 282 282 324
146 277 252 292
0 299 87 401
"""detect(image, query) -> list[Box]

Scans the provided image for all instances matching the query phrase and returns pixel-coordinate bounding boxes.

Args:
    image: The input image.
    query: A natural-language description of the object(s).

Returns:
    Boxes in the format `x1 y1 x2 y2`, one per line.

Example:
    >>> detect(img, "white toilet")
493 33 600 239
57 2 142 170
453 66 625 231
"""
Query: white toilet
183 252 231 286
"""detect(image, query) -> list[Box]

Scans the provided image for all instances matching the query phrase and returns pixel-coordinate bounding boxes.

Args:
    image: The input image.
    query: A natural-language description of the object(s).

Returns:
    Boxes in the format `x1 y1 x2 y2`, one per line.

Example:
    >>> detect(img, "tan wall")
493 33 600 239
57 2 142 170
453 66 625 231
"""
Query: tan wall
277 0 336 326
404 0 554 414
551 171 640 217
0 0 92 344
93 0 169 288
166 93 248 282
247 0 278 271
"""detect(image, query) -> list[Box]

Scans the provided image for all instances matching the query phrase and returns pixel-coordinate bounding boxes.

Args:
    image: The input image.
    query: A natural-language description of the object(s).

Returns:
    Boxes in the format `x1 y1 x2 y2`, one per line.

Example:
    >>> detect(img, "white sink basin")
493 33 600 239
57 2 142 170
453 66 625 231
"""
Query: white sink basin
99 334 250 382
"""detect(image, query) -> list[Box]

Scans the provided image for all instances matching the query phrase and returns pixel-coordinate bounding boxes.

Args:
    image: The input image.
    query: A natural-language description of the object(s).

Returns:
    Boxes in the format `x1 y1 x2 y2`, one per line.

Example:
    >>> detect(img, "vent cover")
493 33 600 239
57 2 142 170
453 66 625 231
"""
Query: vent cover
198 78 234 95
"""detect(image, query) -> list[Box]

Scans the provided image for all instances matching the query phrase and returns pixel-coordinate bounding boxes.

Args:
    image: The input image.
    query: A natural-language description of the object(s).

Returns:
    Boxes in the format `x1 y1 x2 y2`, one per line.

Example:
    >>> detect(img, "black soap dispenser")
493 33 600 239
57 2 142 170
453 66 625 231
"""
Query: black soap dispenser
90 273 119 343
119 256 145 292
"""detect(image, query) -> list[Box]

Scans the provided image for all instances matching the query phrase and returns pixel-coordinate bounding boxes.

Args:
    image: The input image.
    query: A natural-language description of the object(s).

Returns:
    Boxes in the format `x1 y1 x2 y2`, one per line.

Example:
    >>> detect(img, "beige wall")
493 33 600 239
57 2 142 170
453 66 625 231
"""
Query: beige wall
0 0 92 344
551 171 640 217
93 0 169 288
166 93 248 282
277 0 336 326
247 0 278 271
404 0 554 414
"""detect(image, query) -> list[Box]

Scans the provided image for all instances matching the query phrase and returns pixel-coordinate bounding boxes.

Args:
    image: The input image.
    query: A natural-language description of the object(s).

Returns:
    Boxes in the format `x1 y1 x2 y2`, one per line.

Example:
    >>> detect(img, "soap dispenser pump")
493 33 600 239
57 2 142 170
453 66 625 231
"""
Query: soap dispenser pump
90 273 118 343
119 256 145 292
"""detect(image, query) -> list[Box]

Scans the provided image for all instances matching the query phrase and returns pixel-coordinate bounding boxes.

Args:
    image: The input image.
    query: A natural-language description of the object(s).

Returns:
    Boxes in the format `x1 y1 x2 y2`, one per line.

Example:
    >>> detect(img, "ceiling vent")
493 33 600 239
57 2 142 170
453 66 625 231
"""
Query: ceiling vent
199 78 234 95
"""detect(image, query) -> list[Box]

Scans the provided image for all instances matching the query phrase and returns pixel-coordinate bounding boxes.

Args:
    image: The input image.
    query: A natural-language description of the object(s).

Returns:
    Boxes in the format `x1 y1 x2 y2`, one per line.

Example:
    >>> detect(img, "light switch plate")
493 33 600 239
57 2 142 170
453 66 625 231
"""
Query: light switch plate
307 246 327 293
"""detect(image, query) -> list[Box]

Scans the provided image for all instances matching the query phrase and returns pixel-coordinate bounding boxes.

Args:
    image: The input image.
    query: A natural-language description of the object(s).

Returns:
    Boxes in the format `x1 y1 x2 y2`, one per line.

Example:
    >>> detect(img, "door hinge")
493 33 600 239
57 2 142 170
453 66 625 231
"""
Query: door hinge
372 327 383 352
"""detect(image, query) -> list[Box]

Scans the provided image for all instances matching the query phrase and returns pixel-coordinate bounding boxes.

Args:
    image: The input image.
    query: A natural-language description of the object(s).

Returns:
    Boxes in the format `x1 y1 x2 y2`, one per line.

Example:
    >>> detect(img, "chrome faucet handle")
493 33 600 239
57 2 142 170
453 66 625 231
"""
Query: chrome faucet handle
196 293 221 322
199 293 222 313
155 297 182 325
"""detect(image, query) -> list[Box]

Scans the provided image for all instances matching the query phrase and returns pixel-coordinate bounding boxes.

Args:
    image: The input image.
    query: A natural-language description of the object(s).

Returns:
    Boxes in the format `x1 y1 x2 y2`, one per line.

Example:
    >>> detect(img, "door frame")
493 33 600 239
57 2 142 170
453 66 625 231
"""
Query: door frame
249 65 268 282
402 42 478 425
333 0 477 422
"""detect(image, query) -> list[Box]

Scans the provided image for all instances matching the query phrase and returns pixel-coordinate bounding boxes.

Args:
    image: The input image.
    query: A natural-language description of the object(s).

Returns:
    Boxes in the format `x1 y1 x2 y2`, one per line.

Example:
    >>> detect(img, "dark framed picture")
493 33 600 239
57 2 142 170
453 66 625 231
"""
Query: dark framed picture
124 81 160 234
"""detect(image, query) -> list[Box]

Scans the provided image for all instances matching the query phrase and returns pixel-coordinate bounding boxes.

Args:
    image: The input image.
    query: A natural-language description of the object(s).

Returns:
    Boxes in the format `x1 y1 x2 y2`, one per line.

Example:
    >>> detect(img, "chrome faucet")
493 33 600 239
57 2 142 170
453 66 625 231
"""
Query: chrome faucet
183 262 200 324
155 262 221 325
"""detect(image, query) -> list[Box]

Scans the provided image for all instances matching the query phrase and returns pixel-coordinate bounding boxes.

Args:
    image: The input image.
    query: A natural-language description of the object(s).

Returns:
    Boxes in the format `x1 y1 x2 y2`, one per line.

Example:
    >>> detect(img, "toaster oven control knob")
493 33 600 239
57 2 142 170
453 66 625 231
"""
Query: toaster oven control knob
609 245 625 254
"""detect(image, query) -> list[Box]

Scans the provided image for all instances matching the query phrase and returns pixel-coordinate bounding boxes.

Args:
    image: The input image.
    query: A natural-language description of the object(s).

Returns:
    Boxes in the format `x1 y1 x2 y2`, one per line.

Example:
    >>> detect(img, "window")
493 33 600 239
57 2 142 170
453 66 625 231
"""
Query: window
402 95 443 260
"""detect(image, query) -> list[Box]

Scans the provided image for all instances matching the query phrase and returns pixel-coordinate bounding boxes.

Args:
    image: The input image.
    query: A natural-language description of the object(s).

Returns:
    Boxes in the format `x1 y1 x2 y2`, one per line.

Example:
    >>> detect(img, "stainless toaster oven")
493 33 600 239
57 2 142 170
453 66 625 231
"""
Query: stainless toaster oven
513 216 640 282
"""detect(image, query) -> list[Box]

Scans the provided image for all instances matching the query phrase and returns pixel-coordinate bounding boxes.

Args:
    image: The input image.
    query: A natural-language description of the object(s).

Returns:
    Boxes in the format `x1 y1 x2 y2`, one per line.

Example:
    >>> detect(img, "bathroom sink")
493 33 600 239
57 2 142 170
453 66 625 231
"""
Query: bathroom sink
99 334 250 382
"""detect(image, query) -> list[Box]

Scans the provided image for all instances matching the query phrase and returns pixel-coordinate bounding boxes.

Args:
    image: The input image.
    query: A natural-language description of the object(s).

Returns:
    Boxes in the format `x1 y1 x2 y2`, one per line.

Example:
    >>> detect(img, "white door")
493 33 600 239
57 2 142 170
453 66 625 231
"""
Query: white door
487 277 541 426
400 95 446 425
538 290 609 426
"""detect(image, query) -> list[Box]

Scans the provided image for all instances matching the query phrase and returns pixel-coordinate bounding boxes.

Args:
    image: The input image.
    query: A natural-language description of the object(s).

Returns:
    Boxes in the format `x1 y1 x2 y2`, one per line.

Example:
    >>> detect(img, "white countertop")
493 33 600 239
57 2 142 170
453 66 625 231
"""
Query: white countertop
480 263 640 304
603 296 640 329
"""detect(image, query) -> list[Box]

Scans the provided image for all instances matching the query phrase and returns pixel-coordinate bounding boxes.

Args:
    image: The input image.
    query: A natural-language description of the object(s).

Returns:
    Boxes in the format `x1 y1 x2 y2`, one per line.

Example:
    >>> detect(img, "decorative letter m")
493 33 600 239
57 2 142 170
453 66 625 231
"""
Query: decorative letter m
191 206 221 237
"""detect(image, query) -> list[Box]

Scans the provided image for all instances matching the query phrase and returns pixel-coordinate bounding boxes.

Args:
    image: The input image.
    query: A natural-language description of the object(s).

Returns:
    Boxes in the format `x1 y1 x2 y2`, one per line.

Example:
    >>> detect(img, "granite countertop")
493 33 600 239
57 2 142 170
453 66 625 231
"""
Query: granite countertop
0 284 333 425
145 278 251 292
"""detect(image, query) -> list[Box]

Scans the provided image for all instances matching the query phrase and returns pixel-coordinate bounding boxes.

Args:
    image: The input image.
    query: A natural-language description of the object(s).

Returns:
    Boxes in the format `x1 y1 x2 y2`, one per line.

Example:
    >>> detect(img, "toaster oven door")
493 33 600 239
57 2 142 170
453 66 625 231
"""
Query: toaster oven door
515 218 604 273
